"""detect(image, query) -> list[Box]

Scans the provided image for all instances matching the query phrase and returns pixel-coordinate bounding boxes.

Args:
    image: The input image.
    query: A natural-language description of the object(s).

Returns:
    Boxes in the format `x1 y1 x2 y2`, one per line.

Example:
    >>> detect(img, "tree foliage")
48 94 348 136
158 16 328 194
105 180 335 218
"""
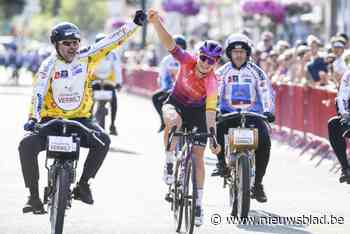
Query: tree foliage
29 0 107 41
0 0 25 18
59 0 107 35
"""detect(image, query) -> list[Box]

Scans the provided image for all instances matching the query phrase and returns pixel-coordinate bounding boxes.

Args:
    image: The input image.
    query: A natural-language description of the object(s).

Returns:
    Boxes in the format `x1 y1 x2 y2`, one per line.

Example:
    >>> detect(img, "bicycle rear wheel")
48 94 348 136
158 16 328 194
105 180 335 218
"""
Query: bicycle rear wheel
49 168 70 234
234 154 250 218
184 155 197 234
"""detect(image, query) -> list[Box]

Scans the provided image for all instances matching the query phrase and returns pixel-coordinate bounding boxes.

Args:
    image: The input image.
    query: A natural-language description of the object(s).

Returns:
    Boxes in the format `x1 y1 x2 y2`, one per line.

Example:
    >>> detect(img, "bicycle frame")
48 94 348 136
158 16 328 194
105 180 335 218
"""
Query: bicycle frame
166 126 216 234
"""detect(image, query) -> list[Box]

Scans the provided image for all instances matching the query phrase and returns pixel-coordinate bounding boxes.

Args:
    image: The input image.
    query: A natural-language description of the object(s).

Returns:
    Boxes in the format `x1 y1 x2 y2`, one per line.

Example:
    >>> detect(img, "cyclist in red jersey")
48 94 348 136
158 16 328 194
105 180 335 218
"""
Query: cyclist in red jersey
148 9 221 226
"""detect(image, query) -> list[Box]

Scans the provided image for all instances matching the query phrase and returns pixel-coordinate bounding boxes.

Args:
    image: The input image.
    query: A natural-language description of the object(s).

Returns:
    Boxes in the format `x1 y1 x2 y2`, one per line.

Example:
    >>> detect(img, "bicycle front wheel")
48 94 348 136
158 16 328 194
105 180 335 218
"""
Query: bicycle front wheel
172 159 183 232
49 168 70 234
235 154 251 218
184 155 197 234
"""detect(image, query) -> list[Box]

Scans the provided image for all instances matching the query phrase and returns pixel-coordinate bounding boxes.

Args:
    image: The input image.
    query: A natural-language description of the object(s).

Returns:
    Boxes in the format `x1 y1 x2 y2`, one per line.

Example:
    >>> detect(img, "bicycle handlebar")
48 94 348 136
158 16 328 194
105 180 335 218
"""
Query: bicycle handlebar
166 126 218 151
218 110 271 129
34 118 105 146
219 111 267 121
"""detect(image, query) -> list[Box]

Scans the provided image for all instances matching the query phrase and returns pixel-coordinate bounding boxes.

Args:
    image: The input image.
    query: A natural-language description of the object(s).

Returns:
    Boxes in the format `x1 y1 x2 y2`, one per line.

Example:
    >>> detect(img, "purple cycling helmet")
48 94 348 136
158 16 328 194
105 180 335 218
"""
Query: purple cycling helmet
198 40 223 58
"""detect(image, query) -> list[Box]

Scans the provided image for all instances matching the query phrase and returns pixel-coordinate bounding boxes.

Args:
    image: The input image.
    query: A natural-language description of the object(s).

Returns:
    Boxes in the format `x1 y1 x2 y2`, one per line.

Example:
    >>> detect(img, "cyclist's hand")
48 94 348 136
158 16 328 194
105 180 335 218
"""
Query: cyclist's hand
115 84 122 91
133 10 147 26
147 9 161 25
24 118 37 131
210 143 221 155
263 112 275 123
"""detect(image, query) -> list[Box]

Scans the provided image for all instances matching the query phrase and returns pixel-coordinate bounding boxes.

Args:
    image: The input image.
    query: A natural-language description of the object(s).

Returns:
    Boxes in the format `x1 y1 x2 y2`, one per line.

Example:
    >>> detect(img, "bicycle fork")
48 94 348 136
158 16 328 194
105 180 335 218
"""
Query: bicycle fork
44 160 77 208
224 151 256 189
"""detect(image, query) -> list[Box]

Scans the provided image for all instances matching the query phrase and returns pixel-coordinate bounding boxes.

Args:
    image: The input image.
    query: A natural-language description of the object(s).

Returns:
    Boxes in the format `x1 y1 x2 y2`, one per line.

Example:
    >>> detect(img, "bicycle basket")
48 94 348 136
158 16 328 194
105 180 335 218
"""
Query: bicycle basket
227 128 258 151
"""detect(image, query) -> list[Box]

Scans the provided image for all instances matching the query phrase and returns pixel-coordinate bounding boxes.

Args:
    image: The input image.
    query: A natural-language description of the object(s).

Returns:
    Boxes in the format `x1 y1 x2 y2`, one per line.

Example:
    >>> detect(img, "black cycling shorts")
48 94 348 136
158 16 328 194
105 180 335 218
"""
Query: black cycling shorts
165 96 207 147
92 83 115 90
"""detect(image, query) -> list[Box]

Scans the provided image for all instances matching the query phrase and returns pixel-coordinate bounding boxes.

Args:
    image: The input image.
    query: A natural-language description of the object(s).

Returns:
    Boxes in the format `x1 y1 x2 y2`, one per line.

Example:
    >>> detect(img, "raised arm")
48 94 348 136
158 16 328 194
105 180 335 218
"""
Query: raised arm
148 9 176 51
80 10 146 67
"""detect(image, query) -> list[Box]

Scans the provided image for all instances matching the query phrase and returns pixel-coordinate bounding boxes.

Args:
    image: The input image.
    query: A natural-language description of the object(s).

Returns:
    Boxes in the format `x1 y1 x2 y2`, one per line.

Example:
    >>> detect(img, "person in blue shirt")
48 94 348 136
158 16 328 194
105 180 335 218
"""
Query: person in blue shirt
151 35 187 132
213 34 275 203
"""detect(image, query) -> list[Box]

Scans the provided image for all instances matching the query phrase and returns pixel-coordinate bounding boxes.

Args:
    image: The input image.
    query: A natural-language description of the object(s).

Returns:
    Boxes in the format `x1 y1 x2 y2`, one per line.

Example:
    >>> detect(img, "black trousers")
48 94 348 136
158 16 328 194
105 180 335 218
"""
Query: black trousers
328 116 350 170
92 83 118 127
151 90 170 126
18 118 111 189
217 116 271 185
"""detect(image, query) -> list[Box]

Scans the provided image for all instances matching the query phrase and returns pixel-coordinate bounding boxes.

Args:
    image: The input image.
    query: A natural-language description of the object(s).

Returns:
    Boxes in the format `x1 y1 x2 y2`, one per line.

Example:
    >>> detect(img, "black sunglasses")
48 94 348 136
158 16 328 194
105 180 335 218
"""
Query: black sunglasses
60 40 80 47
199 54 217 65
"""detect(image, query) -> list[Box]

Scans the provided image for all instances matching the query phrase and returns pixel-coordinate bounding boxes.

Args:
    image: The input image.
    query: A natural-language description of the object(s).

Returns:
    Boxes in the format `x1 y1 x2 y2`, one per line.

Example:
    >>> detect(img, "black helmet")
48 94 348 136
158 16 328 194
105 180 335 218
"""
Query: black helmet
174 35 187 50
50 22 81 44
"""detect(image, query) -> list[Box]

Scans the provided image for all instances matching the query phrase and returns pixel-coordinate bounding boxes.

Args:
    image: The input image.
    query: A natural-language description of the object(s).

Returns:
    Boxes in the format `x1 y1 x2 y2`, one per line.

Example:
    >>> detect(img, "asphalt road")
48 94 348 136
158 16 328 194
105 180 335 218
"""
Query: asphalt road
0 84 349 234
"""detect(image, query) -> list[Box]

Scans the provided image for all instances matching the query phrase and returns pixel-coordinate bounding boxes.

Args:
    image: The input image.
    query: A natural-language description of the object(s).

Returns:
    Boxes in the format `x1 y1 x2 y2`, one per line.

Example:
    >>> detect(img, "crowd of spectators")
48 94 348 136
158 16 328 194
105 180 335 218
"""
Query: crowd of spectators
252 31 350 91
120 30 349 94
1 29 349 91
0 40 51 85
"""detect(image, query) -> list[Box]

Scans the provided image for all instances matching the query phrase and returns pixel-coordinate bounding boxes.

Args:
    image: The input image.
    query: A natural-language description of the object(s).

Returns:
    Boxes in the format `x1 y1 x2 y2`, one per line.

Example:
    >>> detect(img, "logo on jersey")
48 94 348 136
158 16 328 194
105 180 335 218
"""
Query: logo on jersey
53 70 69 80
72 65 83 76
227 75 238 83
58 95 81 104
36 93 43 112
57 92 81 105
39 71 47 79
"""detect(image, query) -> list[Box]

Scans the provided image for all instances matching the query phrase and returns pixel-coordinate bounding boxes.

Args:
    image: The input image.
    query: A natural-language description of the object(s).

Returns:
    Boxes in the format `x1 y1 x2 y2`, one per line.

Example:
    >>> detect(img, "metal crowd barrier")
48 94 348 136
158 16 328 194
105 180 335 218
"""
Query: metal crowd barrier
122 67 345 172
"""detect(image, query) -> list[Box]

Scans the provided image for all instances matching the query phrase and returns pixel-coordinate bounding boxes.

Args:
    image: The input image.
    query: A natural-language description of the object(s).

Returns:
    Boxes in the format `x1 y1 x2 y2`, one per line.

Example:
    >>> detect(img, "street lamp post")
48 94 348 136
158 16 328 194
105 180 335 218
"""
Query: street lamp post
141 0 147 48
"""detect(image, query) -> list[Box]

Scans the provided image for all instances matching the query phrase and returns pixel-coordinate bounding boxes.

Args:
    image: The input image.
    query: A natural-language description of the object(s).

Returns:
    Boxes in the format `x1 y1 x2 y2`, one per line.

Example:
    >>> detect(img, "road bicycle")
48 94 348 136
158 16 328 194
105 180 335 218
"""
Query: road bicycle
165 125 217 234
92 80 115 129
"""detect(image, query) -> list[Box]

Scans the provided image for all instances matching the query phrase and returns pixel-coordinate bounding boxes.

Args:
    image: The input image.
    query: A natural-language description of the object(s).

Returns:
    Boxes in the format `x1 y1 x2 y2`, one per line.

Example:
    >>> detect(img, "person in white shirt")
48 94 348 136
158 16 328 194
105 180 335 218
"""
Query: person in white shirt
92 33 124 135
331 36 348 85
